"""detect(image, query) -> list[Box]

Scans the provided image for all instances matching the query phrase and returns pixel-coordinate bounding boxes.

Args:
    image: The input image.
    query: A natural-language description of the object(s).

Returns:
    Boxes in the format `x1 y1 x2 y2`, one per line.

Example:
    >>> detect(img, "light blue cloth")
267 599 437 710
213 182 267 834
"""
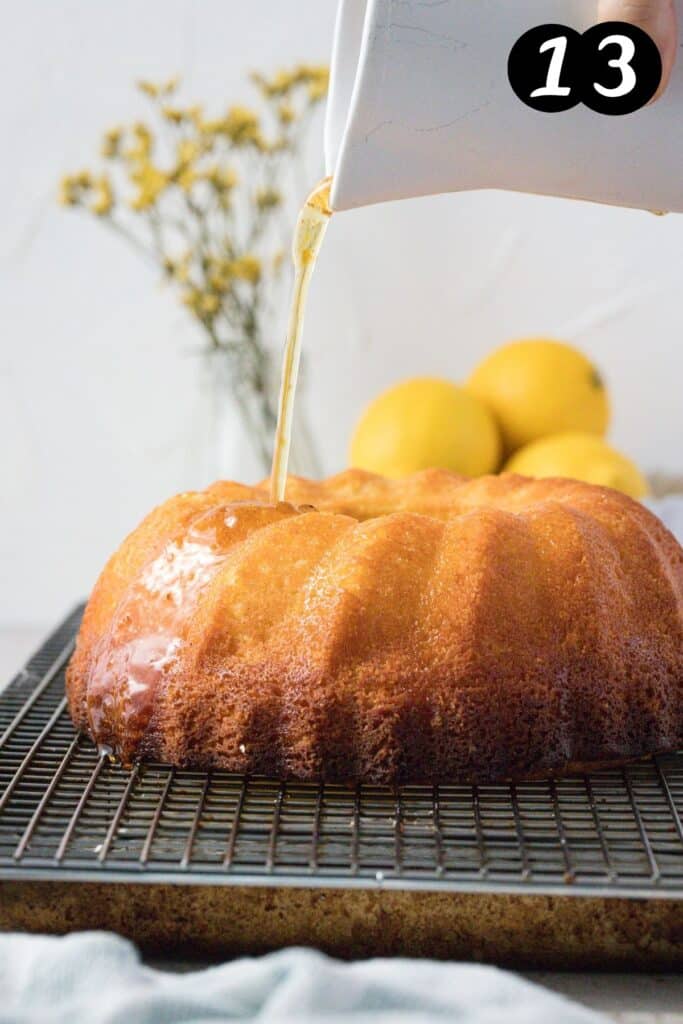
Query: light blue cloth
0 934 605 1024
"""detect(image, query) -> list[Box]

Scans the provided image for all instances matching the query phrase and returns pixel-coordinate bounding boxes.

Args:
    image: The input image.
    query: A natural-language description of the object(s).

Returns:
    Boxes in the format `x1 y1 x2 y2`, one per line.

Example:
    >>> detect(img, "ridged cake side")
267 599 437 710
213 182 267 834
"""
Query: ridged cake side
66 470 683 783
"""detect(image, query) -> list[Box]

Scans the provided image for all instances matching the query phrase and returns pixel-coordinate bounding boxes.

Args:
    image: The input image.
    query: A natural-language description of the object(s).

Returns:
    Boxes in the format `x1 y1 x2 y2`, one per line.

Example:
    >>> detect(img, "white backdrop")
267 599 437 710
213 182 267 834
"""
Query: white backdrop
2 0 683 627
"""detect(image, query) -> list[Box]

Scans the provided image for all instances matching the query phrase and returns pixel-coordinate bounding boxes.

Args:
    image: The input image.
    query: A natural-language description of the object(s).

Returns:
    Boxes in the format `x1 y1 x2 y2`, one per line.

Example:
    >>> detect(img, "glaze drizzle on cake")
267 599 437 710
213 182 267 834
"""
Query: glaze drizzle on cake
67 470 683 782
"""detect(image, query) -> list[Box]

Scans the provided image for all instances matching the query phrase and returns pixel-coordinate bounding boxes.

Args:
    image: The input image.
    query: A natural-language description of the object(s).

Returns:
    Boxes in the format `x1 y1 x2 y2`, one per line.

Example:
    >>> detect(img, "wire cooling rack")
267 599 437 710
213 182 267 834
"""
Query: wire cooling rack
1 607 682 898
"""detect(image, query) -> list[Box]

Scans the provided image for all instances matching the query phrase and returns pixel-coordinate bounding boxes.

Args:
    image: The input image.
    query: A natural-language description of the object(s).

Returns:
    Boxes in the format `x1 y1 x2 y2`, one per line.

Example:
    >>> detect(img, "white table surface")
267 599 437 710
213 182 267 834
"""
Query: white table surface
1 625 682 1022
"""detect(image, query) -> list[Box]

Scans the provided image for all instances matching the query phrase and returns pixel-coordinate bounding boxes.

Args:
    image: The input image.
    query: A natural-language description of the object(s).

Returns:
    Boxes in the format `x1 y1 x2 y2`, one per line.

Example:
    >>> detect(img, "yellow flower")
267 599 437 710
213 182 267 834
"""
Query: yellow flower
301 64 329 101
58 180 76 206
58 178 80 206
137 80 161 99
205 165 238 191
230 255 261 284
176 138 201 164
59 65 327 330
200 292 220 314
206 256 234 292
182 287 220 317
223 106 263 147
208 272 230 292
250 71 273 96
307 77 328 102
90 175 114 216
277 102 296 125
199 116 227 136
129 160 167 210
172 139 204 191
300 64 329 83
181 287 201 312
101 127 122 159
124 123 153 162
252 69 293 98
175 254 192 283
271 70 295 95
252 64 329 101
58 171 92 206
162 106 185 124
176 165 198 191
163 252 192 282
255 187 281 210
137 76 179 99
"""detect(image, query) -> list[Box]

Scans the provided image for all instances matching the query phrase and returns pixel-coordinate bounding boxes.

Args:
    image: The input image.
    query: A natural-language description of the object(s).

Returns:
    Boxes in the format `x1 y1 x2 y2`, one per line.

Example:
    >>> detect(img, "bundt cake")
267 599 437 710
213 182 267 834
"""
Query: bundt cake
67 470 683 784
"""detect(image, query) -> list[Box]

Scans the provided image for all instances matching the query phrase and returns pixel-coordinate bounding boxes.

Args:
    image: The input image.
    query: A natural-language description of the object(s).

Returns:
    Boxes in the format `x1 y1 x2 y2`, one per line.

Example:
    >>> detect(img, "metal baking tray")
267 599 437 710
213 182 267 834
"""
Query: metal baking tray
1 608 682 967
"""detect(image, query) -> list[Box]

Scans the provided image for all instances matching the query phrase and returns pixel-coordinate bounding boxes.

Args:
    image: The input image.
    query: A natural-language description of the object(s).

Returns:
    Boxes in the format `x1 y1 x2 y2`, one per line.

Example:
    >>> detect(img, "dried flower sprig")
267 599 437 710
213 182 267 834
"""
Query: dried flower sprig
59 65 328 467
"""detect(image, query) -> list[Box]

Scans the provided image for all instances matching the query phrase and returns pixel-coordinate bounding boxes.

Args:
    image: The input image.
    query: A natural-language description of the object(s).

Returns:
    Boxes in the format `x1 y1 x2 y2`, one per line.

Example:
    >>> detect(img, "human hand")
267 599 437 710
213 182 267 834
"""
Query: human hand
598 0 678 99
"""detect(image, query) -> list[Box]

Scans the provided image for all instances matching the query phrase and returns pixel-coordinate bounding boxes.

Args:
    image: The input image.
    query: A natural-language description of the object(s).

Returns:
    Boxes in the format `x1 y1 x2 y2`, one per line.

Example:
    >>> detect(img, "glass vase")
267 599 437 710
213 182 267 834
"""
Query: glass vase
197 347 321 487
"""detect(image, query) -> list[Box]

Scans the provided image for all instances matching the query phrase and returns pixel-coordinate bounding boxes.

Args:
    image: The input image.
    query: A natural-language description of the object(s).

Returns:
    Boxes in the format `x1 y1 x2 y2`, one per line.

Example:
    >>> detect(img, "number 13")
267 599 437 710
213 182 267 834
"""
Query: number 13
531 32 638 100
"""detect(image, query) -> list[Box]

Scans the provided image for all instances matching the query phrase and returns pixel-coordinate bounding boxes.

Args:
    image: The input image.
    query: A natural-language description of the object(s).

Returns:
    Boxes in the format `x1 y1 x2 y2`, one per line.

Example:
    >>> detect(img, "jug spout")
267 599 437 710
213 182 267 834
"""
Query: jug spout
325 0 683 213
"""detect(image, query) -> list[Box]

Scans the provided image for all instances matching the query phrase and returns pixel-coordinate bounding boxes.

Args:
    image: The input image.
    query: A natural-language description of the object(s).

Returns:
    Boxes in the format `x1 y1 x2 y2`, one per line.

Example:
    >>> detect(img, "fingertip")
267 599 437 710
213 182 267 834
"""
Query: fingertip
597 0 677 101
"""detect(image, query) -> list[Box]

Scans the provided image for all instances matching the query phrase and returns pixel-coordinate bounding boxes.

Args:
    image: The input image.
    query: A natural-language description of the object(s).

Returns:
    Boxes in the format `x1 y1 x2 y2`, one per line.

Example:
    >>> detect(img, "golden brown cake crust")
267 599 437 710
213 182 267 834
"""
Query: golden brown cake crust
66 470 683 783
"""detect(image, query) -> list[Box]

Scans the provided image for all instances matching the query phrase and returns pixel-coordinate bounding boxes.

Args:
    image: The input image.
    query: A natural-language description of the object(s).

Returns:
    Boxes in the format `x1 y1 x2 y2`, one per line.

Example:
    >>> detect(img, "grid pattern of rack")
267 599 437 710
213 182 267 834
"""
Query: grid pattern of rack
1 608 682 897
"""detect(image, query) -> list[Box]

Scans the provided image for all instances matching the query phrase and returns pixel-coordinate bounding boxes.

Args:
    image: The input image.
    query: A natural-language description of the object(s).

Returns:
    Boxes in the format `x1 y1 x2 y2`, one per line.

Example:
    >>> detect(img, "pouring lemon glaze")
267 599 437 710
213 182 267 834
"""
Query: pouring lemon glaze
271 0 680 501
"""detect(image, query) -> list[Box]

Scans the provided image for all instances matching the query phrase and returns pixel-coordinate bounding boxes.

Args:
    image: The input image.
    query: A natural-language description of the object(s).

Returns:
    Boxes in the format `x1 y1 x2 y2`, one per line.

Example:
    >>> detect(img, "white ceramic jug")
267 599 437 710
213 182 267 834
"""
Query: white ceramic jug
325 0 683 212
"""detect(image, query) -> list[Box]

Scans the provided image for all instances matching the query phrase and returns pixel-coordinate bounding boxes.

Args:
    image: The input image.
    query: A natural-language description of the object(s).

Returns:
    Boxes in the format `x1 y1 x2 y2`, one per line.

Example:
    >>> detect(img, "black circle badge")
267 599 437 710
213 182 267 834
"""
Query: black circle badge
508 24 583 112
508 21 663 115
581 22 662 114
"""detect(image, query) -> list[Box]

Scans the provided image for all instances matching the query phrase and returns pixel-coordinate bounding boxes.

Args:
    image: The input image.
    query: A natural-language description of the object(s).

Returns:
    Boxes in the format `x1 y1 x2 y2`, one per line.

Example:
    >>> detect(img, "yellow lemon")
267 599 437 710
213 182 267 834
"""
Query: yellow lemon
505 432 649 498
468 338 610 454
349 377 501 478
